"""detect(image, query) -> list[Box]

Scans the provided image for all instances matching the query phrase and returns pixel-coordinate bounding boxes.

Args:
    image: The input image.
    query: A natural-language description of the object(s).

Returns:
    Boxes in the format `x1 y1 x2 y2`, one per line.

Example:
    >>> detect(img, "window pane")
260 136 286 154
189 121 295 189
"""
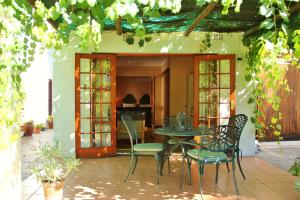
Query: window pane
209 89 219 104
80 90 90 103
210 103 219 117
101 59 111 73
80 74 90 88
220 74 230 88
80 104 90 118
220 118 229 125
199 75 209 88
101 133 111 146
101 91 110 102
209 74 219 88
220 60 230 73
93 133 101 147
93 60 101 73
92 74 101 88
80 134 90 148
220 104 230 118
199 61 208 74
101 104 110 118
80 119 90 133
80 59 90 73
199 104 208 117
199 90 208 103
209 61 218 73
220 89 230 103
101 74 111 88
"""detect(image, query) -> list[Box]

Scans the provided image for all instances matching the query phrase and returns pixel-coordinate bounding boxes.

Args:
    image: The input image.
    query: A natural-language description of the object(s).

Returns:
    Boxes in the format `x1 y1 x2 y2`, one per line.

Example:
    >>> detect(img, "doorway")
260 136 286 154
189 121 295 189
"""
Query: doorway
74 53 236 158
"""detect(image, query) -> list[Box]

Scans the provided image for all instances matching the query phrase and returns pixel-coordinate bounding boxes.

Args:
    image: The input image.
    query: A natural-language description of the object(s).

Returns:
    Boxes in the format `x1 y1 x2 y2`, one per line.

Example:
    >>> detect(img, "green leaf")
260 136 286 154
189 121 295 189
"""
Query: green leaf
248 97 255 104
49 7 60 21
87 0 97 7
260 19 275 30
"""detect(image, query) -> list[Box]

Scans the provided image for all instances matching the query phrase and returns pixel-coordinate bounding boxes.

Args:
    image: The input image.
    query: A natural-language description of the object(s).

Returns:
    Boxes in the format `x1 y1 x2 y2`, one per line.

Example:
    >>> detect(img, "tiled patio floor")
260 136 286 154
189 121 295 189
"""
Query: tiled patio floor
21 129 54 180
256 141 300 171
23 155 300 200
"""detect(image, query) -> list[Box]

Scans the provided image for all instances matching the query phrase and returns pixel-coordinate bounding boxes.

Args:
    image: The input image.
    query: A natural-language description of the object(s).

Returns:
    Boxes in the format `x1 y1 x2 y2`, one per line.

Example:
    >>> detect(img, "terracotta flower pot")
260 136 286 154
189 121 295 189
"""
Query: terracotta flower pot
47 119 53 129
42 180 64 200
33 127 41 134
23 122 34 136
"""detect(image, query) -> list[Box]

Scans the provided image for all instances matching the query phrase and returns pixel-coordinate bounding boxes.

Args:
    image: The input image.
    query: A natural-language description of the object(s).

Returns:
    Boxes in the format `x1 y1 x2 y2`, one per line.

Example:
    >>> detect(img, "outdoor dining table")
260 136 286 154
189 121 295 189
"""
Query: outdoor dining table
153 126 210 187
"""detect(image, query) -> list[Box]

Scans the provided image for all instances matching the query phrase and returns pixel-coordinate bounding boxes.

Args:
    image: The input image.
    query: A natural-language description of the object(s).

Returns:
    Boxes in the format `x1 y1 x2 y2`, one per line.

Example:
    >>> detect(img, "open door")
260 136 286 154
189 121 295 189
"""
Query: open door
194 55 236 127
75 53 116 158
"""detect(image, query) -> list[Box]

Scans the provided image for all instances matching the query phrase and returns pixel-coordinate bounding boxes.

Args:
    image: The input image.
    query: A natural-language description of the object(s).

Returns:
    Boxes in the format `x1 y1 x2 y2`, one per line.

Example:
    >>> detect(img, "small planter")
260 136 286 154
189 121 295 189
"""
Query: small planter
47 116 54 129
33 127 41 134
42 180 64 200
23 121 34 136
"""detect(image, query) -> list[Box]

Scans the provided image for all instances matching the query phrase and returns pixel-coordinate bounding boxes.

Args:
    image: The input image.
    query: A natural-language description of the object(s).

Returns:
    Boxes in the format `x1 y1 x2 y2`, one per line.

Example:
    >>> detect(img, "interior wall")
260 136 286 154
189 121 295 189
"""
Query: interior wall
169 56 194 115
154 75 163 126
116 77 151 107
52 31 256 156
117 66 161 77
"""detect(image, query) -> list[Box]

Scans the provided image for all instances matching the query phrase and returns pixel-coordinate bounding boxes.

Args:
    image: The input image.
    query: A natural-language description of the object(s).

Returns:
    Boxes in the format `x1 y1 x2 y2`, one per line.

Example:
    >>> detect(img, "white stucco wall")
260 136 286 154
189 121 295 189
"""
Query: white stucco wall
0 141 21 199
53 31 256 156
21 50 53 124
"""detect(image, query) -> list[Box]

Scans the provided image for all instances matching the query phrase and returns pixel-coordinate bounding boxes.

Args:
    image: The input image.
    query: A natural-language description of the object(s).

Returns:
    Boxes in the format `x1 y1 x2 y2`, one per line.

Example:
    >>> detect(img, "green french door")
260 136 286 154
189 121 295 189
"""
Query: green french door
75 53 116 158
194 55 236 127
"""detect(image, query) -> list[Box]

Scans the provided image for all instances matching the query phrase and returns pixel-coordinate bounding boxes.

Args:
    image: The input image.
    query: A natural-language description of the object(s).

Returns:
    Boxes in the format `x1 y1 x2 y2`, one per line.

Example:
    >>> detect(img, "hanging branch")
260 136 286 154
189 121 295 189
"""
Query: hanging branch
184 1 218 37
244 2 300 37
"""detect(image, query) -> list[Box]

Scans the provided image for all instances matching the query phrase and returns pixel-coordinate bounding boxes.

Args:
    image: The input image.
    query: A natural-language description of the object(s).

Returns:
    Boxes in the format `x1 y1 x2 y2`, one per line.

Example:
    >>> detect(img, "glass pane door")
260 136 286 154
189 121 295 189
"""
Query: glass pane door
194 55 235 127
75 53 116 158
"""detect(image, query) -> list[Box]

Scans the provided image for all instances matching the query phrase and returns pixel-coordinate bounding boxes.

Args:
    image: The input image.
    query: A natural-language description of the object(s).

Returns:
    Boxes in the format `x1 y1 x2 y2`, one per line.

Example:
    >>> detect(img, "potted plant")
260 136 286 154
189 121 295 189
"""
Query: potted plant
34 124 43 134
289 157 300 192
23 120 34 136
31 142 81 200
47 116 54 129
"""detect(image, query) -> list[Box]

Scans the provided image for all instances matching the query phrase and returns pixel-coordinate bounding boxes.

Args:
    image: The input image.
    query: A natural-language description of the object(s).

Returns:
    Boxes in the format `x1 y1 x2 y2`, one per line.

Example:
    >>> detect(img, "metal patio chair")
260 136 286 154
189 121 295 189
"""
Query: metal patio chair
227 114 248 179
121 115 164 184
178 125 240 199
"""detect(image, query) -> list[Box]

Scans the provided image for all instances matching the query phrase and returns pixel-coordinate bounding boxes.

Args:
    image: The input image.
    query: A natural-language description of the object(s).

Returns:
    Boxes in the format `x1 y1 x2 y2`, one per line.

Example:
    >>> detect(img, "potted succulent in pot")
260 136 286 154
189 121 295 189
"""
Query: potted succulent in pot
31 142 81 200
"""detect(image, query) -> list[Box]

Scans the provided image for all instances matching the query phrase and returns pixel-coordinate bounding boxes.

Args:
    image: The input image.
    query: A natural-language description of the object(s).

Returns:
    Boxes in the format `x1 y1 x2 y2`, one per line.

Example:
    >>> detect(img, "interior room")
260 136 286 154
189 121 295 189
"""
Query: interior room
116 55 194 148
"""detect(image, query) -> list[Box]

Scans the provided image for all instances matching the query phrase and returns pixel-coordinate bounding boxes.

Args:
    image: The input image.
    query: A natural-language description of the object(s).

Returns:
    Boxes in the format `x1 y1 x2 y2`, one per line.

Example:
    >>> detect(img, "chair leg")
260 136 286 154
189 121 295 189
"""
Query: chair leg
237 151 246 180
124 154 135 182
167 150 171 175
198 162 204 200
156 159 160 184
226 161 230 172
232 161 240 195
131 156 138 175
187 158 192 185
180 153 185 189
215 163 220 184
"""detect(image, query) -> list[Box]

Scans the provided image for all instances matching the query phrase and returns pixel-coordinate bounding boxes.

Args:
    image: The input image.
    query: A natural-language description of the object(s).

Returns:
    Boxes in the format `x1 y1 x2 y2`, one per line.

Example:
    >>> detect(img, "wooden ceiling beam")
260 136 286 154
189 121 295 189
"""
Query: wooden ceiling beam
244 2 300 37
116 16 122 35
184 1 218 37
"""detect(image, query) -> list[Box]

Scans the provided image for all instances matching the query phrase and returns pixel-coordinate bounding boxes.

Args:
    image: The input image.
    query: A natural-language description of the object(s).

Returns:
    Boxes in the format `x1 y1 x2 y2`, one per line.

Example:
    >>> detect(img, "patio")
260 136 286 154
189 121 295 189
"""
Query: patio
22 130 300 200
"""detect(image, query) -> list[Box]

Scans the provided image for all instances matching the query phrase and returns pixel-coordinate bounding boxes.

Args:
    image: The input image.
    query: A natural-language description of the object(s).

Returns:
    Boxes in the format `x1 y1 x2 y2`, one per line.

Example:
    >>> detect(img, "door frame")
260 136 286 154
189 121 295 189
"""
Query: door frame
74 53 236 157
75 53 116 158
193 54 236 127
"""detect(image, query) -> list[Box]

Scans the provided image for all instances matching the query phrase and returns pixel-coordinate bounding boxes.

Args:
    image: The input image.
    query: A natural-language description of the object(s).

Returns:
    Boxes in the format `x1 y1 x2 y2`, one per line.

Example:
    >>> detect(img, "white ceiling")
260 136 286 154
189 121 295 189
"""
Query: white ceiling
117 56 168 68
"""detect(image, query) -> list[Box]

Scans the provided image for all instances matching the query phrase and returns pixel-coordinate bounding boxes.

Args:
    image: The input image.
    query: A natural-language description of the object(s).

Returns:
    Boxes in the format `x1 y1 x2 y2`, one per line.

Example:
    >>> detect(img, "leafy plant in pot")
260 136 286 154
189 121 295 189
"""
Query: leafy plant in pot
34 123 44 134
31 142 81 200
47 116 54 129
289 157 300 192
23 120 34 136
